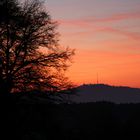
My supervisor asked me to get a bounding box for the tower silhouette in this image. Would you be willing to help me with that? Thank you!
[97,73,99,84]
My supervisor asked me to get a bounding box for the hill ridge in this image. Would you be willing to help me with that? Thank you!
[71,84,140,104]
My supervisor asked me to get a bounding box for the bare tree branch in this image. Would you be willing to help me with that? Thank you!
[0,0,74,96]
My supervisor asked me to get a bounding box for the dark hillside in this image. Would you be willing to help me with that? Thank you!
[72,84,140,103]
[1,102,140,139]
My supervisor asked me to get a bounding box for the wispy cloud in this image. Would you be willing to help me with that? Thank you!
[58,12,140,40]
[58,12,140,26]
[61,27,140,41]
[86,12,140,23]
[96,27,140,40]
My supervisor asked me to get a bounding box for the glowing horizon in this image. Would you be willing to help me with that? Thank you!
[47,0,140,88]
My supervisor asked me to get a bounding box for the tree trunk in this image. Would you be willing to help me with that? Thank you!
[0,82,13,102]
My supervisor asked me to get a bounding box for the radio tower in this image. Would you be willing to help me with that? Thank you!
[97,73,99,84]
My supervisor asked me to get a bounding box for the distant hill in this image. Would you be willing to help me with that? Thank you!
[71,84,140,103]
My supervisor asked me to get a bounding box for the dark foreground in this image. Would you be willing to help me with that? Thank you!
[1,102,140,139]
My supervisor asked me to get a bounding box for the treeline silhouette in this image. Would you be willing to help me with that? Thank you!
[2,102,140,139]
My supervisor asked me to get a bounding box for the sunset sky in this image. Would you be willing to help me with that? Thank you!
[47,0,140,88]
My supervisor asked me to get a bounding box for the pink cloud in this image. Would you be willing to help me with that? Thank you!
[61,26,140,41]
[96,27,140,40]
[58,12,140,40]
[58,19,89,28]
[58,12,140,26]
[86,12,140,23]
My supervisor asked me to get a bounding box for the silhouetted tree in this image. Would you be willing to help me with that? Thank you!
[0,0,74,97]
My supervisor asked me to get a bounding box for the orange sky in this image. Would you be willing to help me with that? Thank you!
[47,0,140,88]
